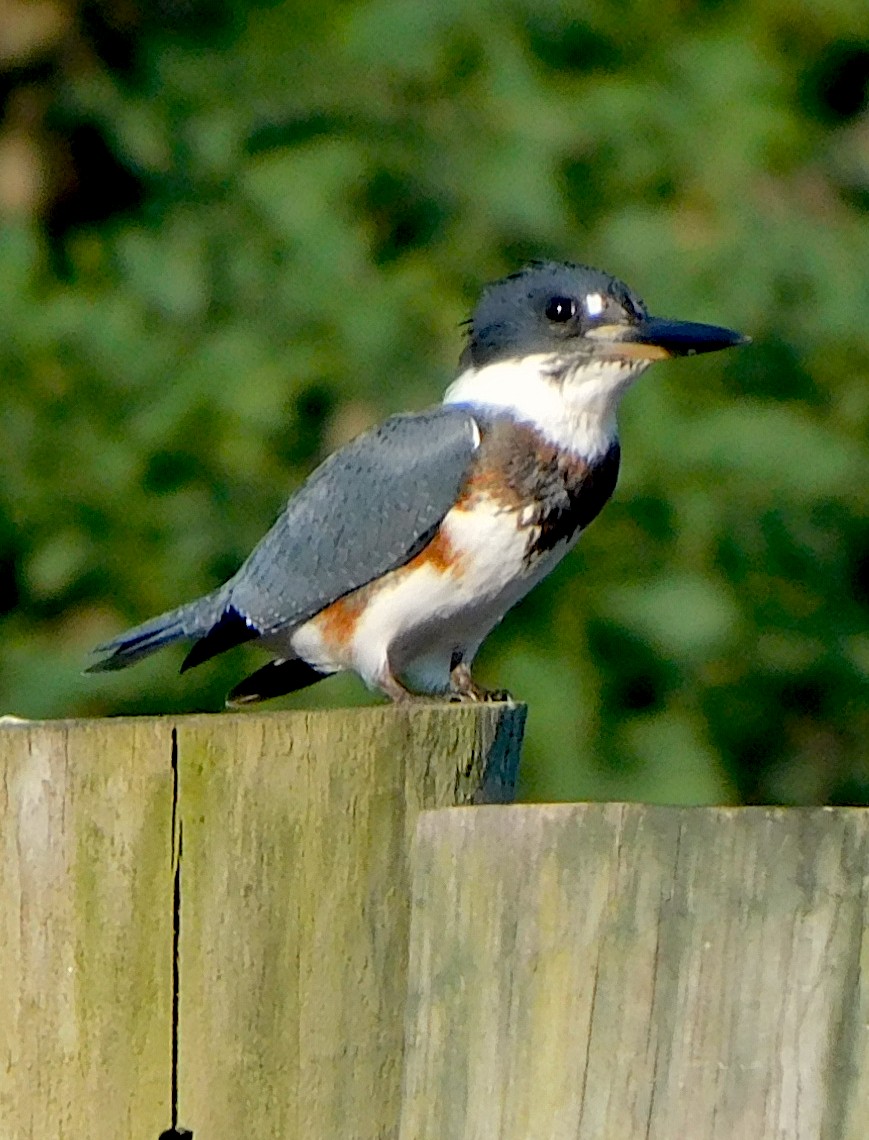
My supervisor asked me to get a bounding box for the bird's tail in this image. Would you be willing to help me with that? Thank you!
[86,588,231,673]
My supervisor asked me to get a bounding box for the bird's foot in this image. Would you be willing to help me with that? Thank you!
[379,669,430,704]
[449,662,514,704]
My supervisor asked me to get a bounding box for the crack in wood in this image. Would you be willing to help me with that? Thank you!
[159,727,193,1140]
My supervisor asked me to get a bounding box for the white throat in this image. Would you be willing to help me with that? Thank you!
[443,352,646,460]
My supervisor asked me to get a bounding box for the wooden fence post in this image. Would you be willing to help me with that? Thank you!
[0,704,525,1140]
[0,718,174,1138]
[399,803,869,1140]
[175,705,523,1138]
[9,720,866,1139]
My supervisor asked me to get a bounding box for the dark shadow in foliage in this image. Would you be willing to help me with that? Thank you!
[590,623,677,716]
[722,336,822,406]
[525,16,625,74]
[0,58,55,118]
[247,113,356,154]
[799,39,869,125]
[82,0,241,84]
[270,385,334,470]
[44,121,147,275]
[144,451,203,497]
[356,168,451,264]
[0,539,20,619]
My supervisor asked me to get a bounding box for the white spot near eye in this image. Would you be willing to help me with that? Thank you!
[585,292,605,317]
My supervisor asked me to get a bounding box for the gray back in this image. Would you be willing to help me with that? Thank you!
[228,406,480,633]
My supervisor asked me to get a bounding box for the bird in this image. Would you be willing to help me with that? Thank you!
[88,261,747,704]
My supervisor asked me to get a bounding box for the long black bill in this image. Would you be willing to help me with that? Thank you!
[623,316,749,357]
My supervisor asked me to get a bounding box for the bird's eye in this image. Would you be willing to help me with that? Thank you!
[544,296,577,322]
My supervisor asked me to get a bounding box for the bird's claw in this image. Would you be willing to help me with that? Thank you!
[449,662,513,703]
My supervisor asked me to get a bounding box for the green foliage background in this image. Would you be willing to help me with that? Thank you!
[1,0,868,804]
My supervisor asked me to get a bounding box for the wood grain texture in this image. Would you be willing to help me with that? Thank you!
[0,718,173,1140]
[400,803,869,1140]
[173,703,524,1139]
[1,704,523,1139]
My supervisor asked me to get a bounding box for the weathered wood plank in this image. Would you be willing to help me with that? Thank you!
[176,704,524,1139]
[1,705,523,1138]
[400,803,869,1140]
[0,718,174,1140]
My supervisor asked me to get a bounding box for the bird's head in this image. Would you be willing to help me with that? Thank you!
[463,260,746,367]
[446,261,748,452]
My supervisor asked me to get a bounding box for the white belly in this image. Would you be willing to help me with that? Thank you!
[289,498,576,693]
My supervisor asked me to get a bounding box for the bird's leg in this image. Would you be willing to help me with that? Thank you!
[449,660,513,704]
[378,667,428,704]
[449,661,485,701]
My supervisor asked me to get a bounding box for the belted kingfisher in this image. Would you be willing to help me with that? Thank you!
[89,261,746,704]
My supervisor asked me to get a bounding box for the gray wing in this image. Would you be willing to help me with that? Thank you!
[227,405,480,633]
[88,405,480,674]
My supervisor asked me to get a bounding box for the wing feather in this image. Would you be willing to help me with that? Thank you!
[227,405,480,633]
